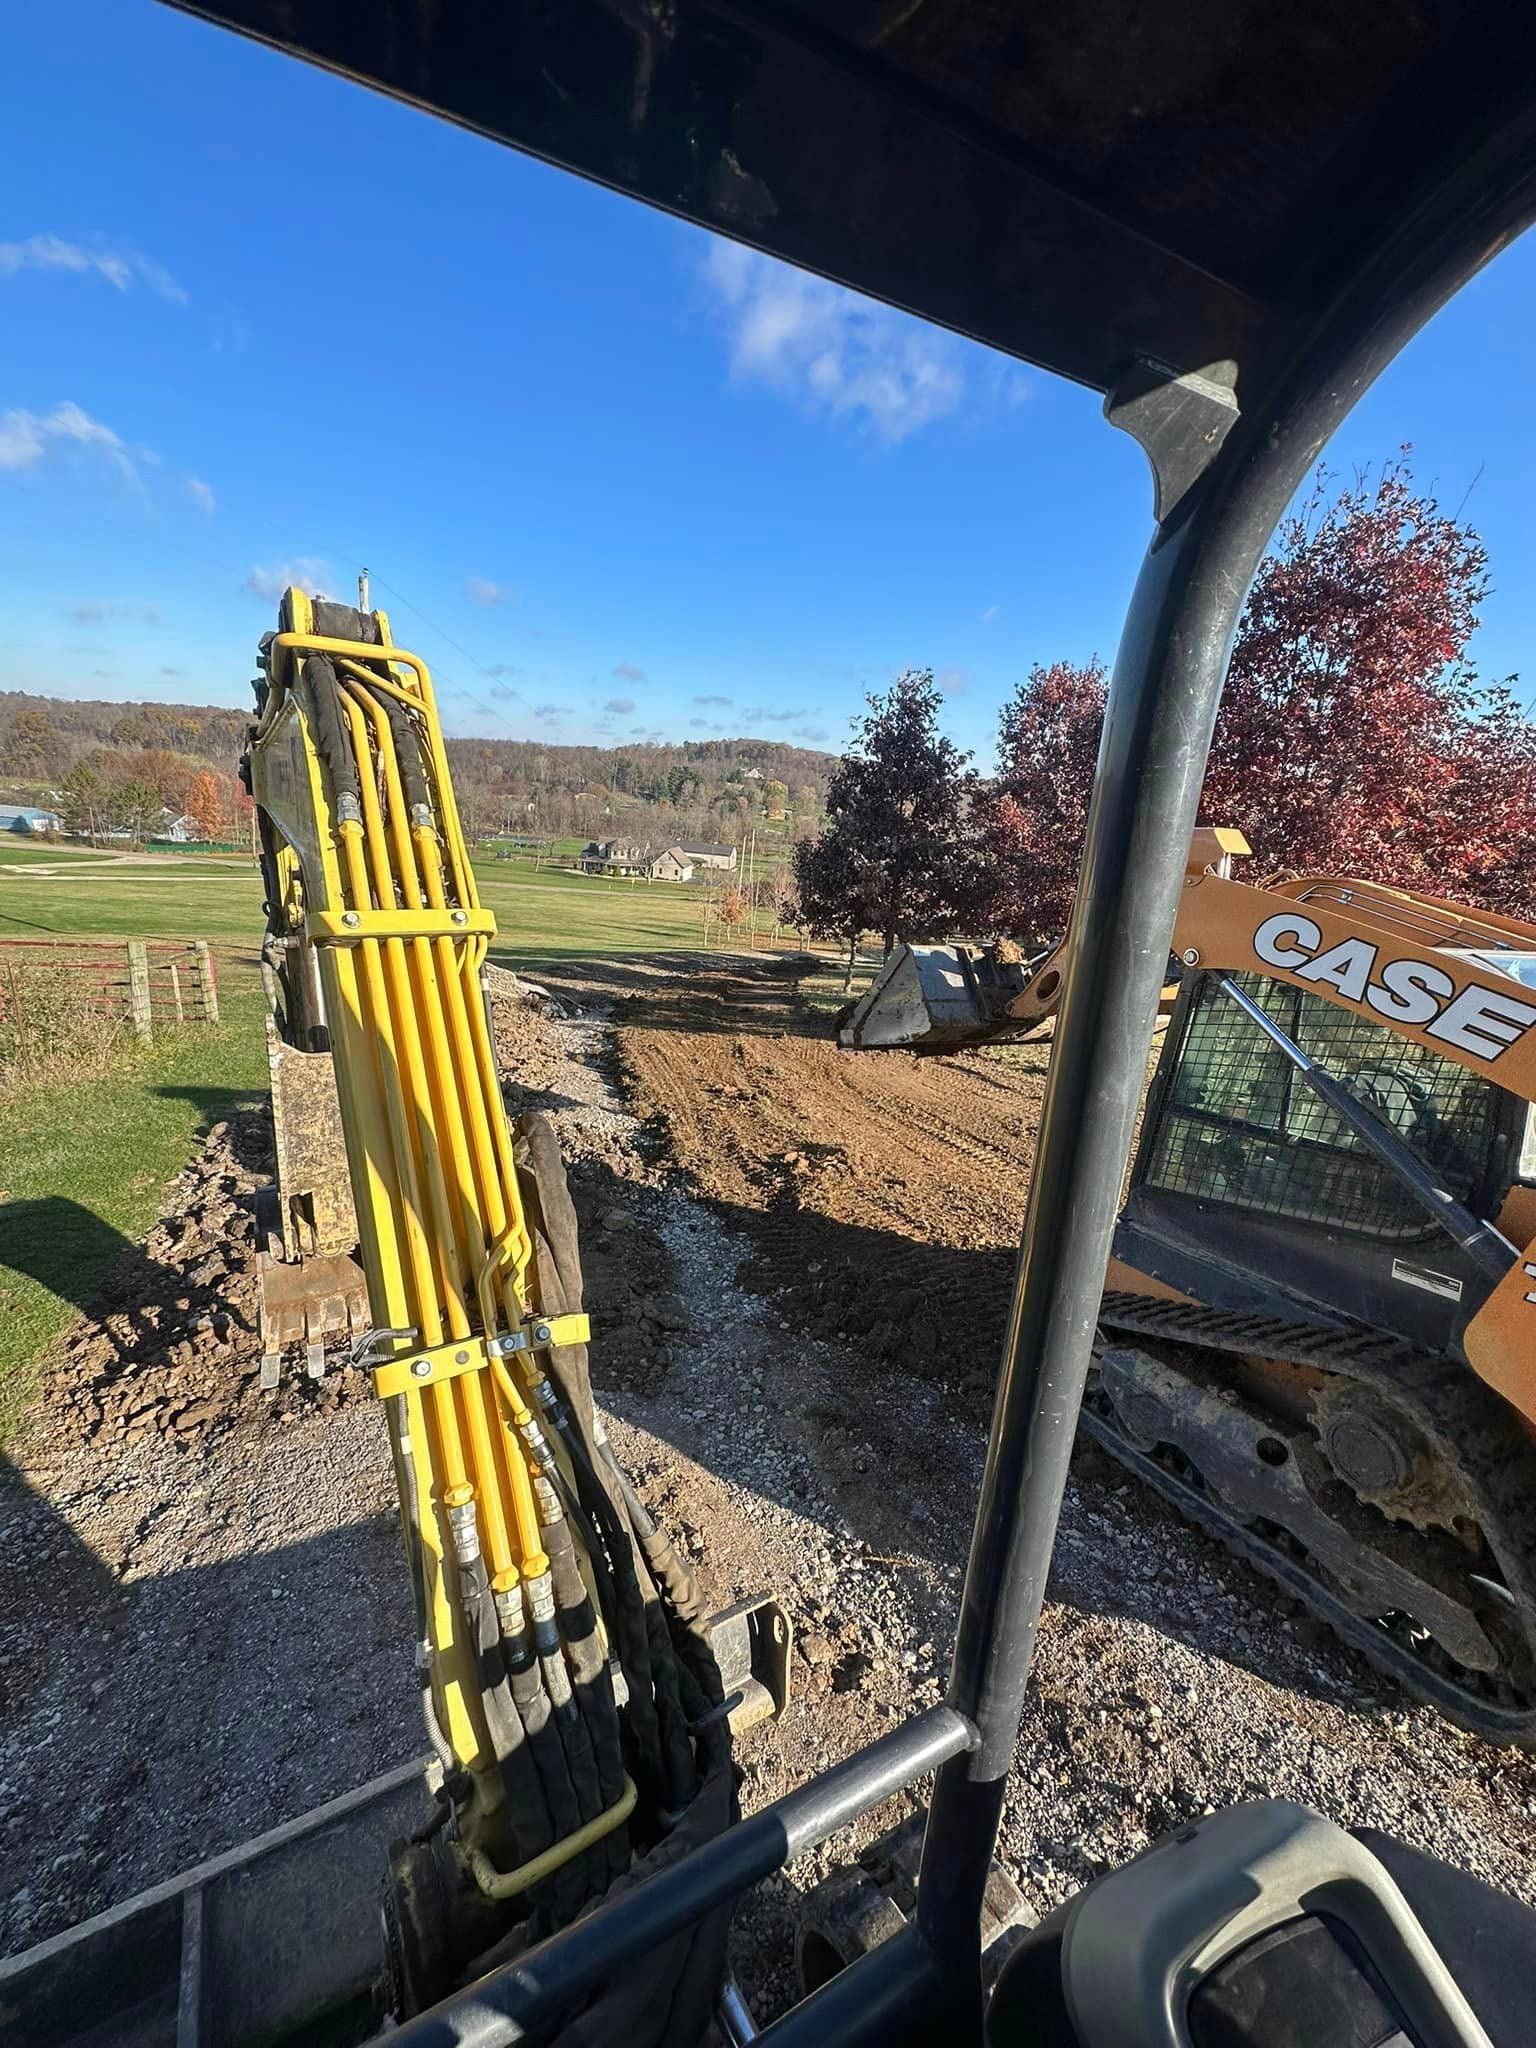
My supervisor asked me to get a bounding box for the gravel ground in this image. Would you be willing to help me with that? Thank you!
[2,954,1534,2017]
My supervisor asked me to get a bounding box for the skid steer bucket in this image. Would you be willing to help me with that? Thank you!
[255,1021,367,1385]
[838,831,1249,1054]
[839,943,1056,1052]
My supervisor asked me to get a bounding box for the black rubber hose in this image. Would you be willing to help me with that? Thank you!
[377,683,434,817]
[299,652,361,813]
[546,1363,698,1815]
[506,1645,587,1931]
[600,1443,723,1728]
[542,1495,630,1883]
[543,1391,669,1815]
[477,1590,555,1863]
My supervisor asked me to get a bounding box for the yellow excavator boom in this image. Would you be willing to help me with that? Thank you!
[243,588,785,2014]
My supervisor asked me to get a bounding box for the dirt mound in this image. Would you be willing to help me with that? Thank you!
[619,965,1050,1386]
[485,965,564,1098]
[37,1112,372,1460]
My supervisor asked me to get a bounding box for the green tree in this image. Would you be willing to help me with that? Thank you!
[112,778,163,846]
[59,759,111,842]
[793,670,977,985]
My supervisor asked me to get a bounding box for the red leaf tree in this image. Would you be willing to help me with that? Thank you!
[980,657,1108,947]
[1199,459,1522,901]
[978,459,1536,936]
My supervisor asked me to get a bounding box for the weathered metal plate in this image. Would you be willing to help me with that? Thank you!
[266,1031,358,1262]
[0,1761,434,2048]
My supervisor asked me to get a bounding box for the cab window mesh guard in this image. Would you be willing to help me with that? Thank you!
[1144,973,1499,1240]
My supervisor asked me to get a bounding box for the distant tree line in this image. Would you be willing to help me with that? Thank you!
[0,690,834,849]
[793,459,1536,978]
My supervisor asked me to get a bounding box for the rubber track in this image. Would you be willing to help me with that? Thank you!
[1095,1291,1536,1744]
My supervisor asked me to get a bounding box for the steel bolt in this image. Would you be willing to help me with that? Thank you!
[454,1349,469,1365]
[451,909,468,926]
[410,1359,431,1378]
[533,1323,552,1346]
[342,910,361,928]
[1181,947,1200,966]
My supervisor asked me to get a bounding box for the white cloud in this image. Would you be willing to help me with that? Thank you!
[604,695,636,714]
[703,239,964,443]
[186,477,215,516]
[0,234,188,304]
[0,401,145,487]
[245,557,331,601]
[980,604,1000,623]
[466,576,505,606]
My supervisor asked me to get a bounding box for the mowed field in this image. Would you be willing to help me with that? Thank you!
[0,845,816,1428]
[0,845,723,966]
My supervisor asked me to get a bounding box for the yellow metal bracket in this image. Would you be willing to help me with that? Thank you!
[374,1337,489,1400]
[487,1312,590,1357]
[308,907,497,945]
[372,1314,591,1399]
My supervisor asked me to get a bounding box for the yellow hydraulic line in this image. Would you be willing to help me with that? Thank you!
[333,833,470,1507]
[342,682,539,1590]
[330,653,474,903]
[337,693,515,1578]
[342,678,491,1271]
[458,935,534,1292]
[331,824,445,1349]
[339,691,481,1328]
[332,646,473,904]
[324,648,536,1592]
[487,1358,551,1576]
[413,824,534,1291]
[335,804,468,1337]
[468,1775,637,1901]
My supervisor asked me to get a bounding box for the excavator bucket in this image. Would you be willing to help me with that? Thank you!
[255,1018,368,1385]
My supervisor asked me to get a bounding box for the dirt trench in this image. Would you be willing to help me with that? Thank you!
[608,951,1047,1387]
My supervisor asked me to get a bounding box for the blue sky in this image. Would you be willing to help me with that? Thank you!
[3,0,1536,767]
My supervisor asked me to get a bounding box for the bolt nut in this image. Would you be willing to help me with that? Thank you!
[454,1349,470,1366]
[1181,947,1200,966]
[451,909,468,926]
[341,910,361,928]
[533,1322,553,1346]
[410,1359,432,1378]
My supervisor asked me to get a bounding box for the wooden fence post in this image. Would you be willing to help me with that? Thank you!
[126,940,153,1042]
[192,940,220,1022]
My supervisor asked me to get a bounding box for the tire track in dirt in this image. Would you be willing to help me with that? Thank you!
[618,956,1050,1384]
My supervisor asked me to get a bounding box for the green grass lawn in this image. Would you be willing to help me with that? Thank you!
[0,988,269,1439]
[0,840,114,866]
[0,849,721,968]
